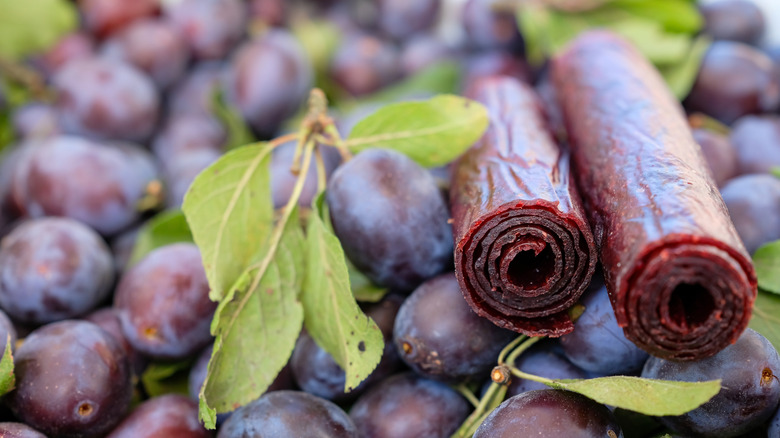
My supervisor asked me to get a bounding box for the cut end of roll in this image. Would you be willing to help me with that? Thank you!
[455,205,597,337]
[505,245,556,291]
[619,240,757,361]
[667,283,716,332]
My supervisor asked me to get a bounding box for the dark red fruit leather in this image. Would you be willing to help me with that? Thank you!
[552,31,757,361]
[450,76,597,336]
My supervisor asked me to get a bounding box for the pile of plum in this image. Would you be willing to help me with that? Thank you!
[1,0,780,437]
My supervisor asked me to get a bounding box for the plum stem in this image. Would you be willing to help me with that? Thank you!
[0,56,51,102]
[314,146,327,194]
[508,367,554,385]
[503,336,542,366]
[497,335,526,365]
[200,139,316,423]
[453,383,481,408]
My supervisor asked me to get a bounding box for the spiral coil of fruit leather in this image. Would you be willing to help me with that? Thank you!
[552,30,757,361]
[450,76,597,337]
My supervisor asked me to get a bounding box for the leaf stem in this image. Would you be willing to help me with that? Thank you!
[497,335,527,365]
[450,335,545,437]
[268,132,299,149]
[247,139,314,275]
[314,145,327,195]
[454,381,499,437]
[0,56,51,102]
[454,383,481,408]
[289,133,308,175]
[504,336,542,366]
[202,139,316,416]
[508,367,555,386]
[324,123,353,163]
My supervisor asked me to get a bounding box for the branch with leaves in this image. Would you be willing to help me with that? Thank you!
[451,334,720,437]
[172,88,490,428]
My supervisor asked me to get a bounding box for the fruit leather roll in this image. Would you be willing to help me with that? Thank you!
[449,76,597,337]
[552,31,757,361]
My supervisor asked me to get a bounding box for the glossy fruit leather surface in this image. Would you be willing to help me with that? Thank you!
[450,75,597,336]
[552,30,756,360]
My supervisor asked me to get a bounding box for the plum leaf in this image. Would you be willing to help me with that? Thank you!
[345,95,489,168]
[547,376,720,416]
[301,193,384,392]
[0,0,77,60]
[129,209,193,267]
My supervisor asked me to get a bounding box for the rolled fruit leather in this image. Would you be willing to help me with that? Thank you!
[449,75,598,337]
[552,30,757,361]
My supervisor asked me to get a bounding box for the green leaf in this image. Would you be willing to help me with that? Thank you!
[182,143,274,302]
[771,167,780,180]
[607,17,691,65]
[200,210,305,423]
[292,18,341,77]
[356,61,462,107]
[199,397,217,430]
[613,407,667,438]
[0,108,11,158]
[141,360,193,398]
[753,241,780,294]
[516,3,554,66]
[546,376,720,416]
[211,88,254,151]
[302,193,384,392]
[516,0,702,67]
[129,209,193,266]
[311,192,387,303]
[349,261,388,303]
[0,335,13,397]
[345,95,489,168]
[0,0,78,60]
[657,36,711,100]
[750,291,780,352]
[610,0,703,33]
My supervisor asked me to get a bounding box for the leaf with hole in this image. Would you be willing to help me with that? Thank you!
[301,193,384,392]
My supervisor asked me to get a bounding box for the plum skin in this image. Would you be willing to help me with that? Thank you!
[114,243,216,360]
[326,148,453,292]
[641,328,780,437]
[474,389,624,437]
[8,320,133,438]
[0,217,114,324]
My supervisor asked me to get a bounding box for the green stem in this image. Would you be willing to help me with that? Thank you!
[509,367,555,386]
[268,132,299,150]
[314,145,327,195]
[324,123,353,163]
[0,56,51,102]
[505,336,543,366]
[289,133,309,175]
[450,335,546,437]
[454,384,480,408]
[497,335,527,365]
[201,139,316,420]
[452,382,499,438]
